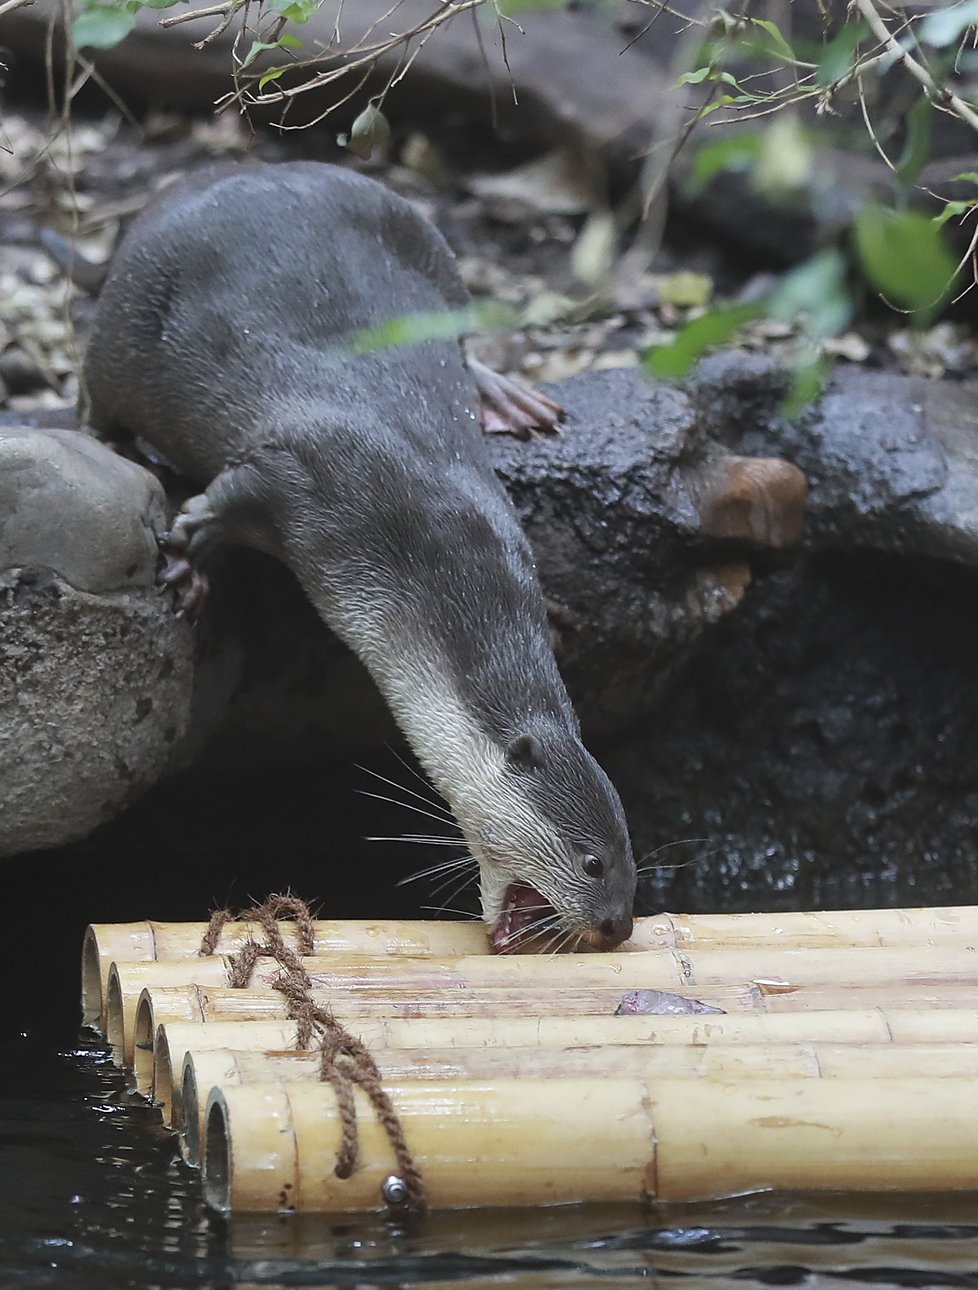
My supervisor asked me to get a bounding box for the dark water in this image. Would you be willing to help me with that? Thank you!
[3,762,978,1289]
[4,1031,978,1289]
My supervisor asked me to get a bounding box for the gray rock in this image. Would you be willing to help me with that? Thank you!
[0,426,164,593]
[0,426,195,855]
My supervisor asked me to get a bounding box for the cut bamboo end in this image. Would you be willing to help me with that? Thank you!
[83,904,978,1033]
[203,1076,978,1213]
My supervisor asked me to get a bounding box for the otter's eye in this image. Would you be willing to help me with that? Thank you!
[582,854,604,878]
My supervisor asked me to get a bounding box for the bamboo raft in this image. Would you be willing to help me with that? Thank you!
[84,904,978,1214]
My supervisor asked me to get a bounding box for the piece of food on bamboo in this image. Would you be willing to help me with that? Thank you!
[149,1007,978,1123]
[83,905,978,1027]
[203,1076,978,1212]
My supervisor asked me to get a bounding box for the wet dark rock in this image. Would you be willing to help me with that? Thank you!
[692,351,978,566]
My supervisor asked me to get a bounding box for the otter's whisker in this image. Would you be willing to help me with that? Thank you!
[430,867,480,910]
[637,845,720,877]
[368,834,466,846]
[357,765,457,821]
[358,789,460,830]
[397,856,477,888]
[634,837,710,869]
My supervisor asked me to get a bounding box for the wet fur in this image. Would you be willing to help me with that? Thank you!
[81,161,636,944]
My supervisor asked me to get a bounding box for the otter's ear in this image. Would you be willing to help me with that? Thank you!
[506,733,545,770]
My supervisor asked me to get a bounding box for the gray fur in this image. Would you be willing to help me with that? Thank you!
[82,161,636,945]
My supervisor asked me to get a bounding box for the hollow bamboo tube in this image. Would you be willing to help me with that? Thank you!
[126,977,978,1072]
[82,919,493,1030]
[204,1075,978,1212]
[182,1040,978,1167]
[181,1043,826,1164]
[83,904,978,1030]
[110,941,977,1066]
[150,1007,978,1123]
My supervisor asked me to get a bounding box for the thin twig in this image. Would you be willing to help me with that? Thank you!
[854,0,978,134]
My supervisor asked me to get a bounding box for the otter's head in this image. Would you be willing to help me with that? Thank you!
[462,721,636,953]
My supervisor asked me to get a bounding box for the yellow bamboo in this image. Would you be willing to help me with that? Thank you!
[180,1040,978,1167]
[127,977,978,1072]
[84,904,978,1029]
[203,1076,978,1211]
[82,919,493,1028]
[640,905,978,952]
[181,1043,825,1164]
[109,942,977,1066]
[146,1006,978,1122]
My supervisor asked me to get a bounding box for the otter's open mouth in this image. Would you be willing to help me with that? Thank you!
[490,881,559,953]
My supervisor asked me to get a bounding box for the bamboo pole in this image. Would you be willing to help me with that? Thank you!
[203,1076,978,1212]
[109,942,978,1066]
[180,1040,978,1167]
[181,1043,821,1164]
[82,919,493,1029]
[128,978,978,1072]
[145,1004,978,1118]
[83,904,978,1029]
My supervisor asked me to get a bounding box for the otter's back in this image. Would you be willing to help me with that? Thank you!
[83,162,472,480]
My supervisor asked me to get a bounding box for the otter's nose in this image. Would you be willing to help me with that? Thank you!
[596,913,633,950]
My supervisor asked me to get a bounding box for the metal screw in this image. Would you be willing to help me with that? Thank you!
[381,1174,409,1207]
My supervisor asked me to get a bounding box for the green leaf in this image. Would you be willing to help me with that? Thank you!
[349,306,479,355]
[895,97,932,192]
[72,4,136,49]
[920,0,978,48]
[644,301,765,379]
[685,133,763,196]
[816,21,868,86]
[139,0,183,9]
[243,38,277,66]
[934,199,978,227]
[258,65,287,90]
[265,0,316,20]
[676,66,714,86]
[782,354,829,417]
[770,249,853,341]
[748,17,795,61]
[854,203,958,312]
[950,172,978,185]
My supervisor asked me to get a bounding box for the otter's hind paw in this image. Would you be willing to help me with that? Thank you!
[469,358,564,440]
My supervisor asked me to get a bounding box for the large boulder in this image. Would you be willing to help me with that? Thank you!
[0,425,195,855]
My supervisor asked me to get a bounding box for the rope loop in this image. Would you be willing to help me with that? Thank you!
[198,893,427,1213]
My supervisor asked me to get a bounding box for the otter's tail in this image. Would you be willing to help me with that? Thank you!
[39,229,108,295]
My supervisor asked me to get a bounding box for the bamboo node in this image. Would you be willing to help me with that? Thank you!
[198,894,427,1214]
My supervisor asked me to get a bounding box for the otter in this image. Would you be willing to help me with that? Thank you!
[78,161,637,952]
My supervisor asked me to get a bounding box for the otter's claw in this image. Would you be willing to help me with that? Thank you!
[156,492,221,620]
[469,357,564,440]
[157,540,210,619]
